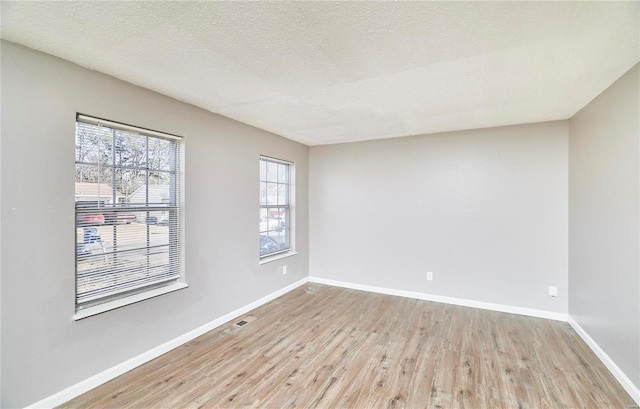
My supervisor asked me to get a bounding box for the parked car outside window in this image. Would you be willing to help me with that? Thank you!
[260,235,280,256]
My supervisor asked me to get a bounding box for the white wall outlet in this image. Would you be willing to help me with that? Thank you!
[427,271,433,281]
[548,285,558,297]
[281,265,287,275]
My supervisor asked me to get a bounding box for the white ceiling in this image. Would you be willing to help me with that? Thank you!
[1,2,638,146]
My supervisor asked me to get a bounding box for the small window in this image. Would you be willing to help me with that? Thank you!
[259,156,292,257]
[75,114,183,312]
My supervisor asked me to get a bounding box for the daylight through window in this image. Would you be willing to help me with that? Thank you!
[75,115,183,311]
[259,157,292,257]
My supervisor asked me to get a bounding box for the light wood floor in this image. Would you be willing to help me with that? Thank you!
[60,284,635,409]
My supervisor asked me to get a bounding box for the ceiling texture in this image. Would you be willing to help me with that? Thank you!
[1,1,638,146]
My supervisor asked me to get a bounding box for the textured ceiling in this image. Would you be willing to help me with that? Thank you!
[1,2,638,145]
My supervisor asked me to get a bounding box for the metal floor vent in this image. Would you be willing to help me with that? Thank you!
[233,315,257,328]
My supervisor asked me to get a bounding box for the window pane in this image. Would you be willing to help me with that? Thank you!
[115,169,146,201]
[76,122,112,165]
[75,164,107,185]
[266,161,278,182]
[123,173,149,206]
[278,163,288,183]
[268,230,283,249]
[76,165,116,204]
[114,130,146,168]
[268,215,280,232]
[148,175,172,206]
[277,183,287,206]
[260,234,278,257]
[280,208,289,230]
[277,209,290,250]
[149,169,171,188]
[148,137,172,171]
[266,182,277,205]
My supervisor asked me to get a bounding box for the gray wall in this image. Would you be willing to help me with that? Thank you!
[310,121,569,313]
[0,41,309,408]
[569,64,640,388]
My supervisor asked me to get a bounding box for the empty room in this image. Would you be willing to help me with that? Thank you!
[1,1,639,408]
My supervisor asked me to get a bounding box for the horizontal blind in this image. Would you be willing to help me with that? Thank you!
[75,115,183,309]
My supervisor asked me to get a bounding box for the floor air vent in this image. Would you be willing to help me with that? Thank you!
[233,315,257,328]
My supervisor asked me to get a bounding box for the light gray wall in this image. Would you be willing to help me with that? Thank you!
[0,41,309,408]
[569,63,640,388]
[310,121,569,313]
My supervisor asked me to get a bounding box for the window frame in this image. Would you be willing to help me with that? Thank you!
[259,155,295,260]
[73,114,186,319]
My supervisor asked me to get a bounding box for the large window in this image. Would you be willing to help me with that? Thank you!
[259,156,292,257]
[75,114,183,312]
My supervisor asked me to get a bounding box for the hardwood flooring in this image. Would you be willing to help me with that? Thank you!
[60,284,636,408]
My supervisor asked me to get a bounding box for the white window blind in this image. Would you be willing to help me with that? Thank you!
[75,114,183,310]
[259,156,292,257]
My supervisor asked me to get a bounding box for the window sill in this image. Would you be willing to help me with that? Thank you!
[259,251,298,265]
[73,282,188,320]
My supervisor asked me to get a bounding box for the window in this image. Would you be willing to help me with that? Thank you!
[259,156,292,257]
[75,114,183,313]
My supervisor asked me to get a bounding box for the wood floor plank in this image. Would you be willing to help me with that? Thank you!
[59,284,636,409]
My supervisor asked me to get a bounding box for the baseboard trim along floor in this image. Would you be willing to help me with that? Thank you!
[308,276,568,322]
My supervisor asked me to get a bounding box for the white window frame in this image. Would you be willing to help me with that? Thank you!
[259,156,296,262]
[73,114,186,319]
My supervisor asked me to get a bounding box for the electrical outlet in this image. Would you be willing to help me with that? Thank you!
[548,286,558,297]
[282,265,287,275]
[427,271,433,281]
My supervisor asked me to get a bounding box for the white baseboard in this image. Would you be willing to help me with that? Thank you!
[27,277,309,409]
[308,276,568,322]
[568,316,640,406]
